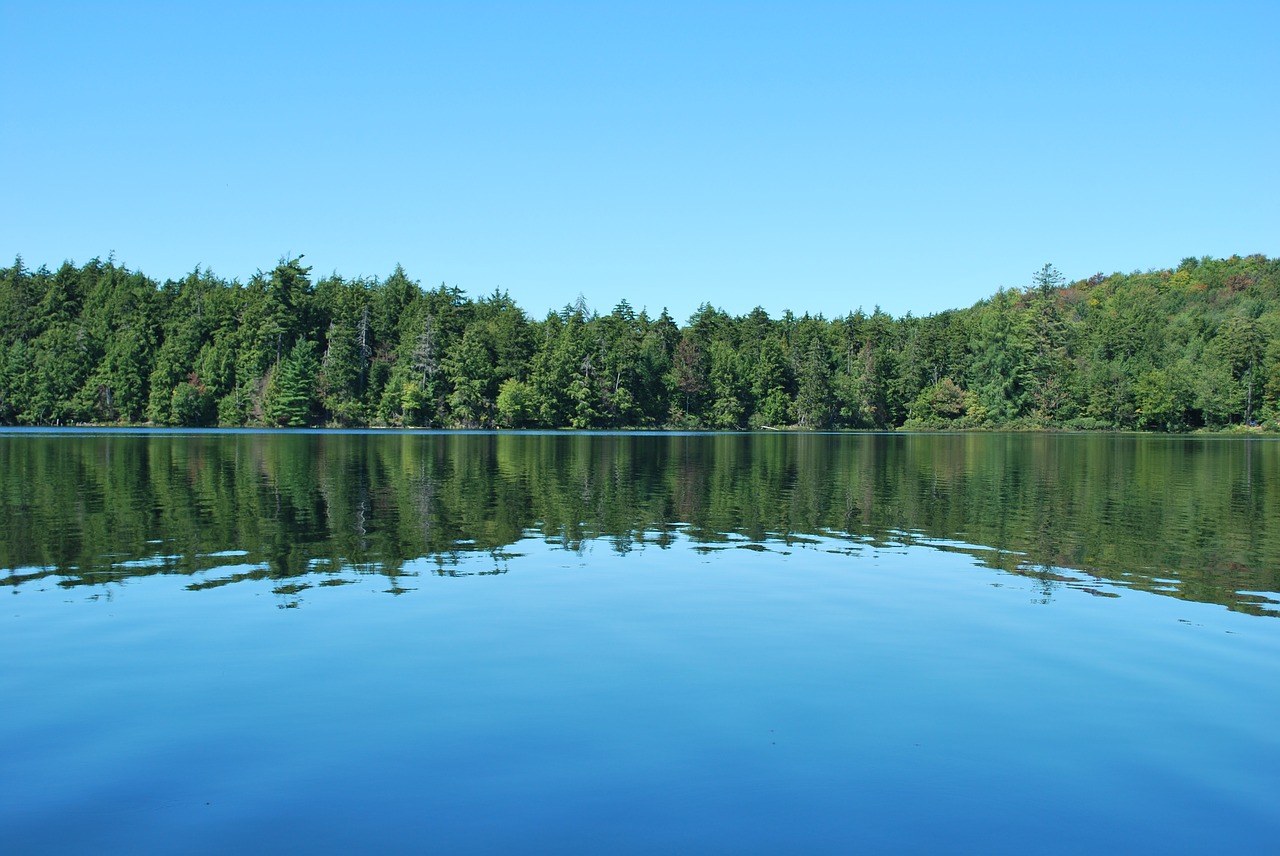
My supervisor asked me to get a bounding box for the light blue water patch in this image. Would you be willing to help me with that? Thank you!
[2,535,1277,855]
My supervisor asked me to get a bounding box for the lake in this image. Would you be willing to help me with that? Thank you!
[2,430,1278,853]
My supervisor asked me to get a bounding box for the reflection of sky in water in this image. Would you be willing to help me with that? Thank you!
[4,534,1278,854]
[17,526,1277,616]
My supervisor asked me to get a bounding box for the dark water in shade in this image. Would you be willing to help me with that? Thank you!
[2,430,1278,853]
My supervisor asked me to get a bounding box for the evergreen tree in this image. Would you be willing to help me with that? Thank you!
[266,339,319,426]
[794,336,834,429]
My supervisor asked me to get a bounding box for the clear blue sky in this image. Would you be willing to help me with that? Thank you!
[3,1,1277,322]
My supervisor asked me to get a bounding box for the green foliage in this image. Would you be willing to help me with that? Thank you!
[445,328,496,427]
[1,252,1278,431]
[906,378,971,427]
[495,378,535,428]
[266,339,319,426]
[794,336,834,429]
[170,374,215,426]
[749,334,792,428]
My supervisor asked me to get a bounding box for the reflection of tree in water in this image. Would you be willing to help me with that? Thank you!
[1,432,1278,615]
[409,460,436,545]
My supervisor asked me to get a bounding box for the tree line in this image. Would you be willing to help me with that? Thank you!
[0,253,1277,431]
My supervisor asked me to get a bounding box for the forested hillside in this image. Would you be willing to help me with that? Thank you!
[1,254,1276,431]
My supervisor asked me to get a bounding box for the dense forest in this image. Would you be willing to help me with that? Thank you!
[0,253,1277,431]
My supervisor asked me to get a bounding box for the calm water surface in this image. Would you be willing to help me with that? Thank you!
[2,431,1278,853]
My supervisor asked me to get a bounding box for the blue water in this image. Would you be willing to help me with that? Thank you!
[5,533,1277,854]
